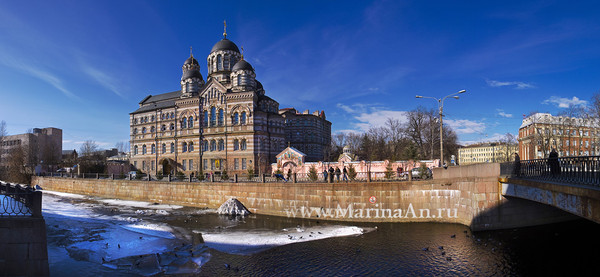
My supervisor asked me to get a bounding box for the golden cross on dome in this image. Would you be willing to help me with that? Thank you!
[190,46,193,57]
[241,46,244,59]
[223,20,227,38]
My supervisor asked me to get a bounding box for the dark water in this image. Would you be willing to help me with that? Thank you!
[179,216,600,276]
[46,198,600,276]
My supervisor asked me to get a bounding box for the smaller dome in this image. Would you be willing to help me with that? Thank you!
[181,70,203,80]
[232,59,254,71]
[211,38,240,53]
[184,55,199,65]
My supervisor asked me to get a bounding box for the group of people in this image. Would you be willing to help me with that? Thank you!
[323,167,348,183]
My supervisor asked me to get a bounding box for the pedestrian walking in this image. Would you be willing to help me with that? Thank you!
[548,149,560,177]
[335,167,341,182]
[323,169,328,182]
[328,167,334,183]
[342,167,348,182]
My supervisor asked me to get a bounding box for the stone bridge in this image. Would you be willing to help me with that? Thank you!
[498,156,600,224]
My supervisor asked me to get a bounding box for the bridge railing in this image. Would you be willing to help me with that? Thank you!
[0,181,42,217]
[501,156,600,187]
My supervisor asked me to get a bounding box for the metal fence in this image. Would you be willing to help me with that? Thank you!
[39,170,432,184]
[0,181,42,217]
[500,156,600,187]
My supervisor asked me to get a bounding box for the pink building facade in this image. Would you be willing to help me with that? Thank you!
[271,147,439,177]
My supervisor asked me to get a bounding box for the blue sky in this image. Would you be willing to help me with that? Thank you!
[1,0,600,151]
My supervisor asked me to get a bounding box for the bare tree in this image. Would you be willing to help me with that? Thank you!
[6,146,30,184]
[498,133,517,162]
[0,120,6,142]
[80,140,99,157]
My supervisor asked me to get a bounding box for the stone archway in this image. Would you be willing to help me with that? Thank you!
[160,159,173,175]
[282,161,297,178]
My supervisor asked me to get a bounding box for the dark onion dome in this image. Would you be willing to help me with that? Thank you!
[181,69,203,80]
[256,80,263,89]
[184,55,199,65]
[232,59,254,71]
[211,38,240,53]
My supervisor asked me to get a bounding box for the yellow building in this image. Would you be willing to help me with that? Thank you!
[458,143,517,165]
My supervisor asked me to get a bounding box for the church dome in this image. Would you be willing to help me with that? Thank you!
[184,55,199,65]
[211,38,240,53]
[181,69,202,80]
[232,59,254,71]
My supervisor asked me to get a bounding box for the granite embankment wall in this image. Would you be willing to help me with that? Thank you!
[32,164,575,231]
[0,218,49,276]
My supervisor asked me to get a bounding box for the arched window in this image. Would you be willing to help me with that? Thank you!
[134,145,138,155]
[218,139,224,151]
[210,140,216,151]
[233,112,239,125]
[241,112,247,124]
[233,139,239,151]
[162,143,166,154]
[237,74,242,86]
[142,127,147,134]
[202,140,208,152]
[161,114,165,120]
[189,141,194,152]
[142,145,147,154]
[241,139,247,150]
[210,107,216,126]
[182,118,187,129]
[161,124,166,131]
[203,111,208,127]
[170,143,175,153]
[170,123,175,130]
[151,126,155,133]
[188,116,193,128]
[217,54,222,70]
[151,144,156,154]
[182,142,187,152]
[151,115,154,122]
[133,128,137,134]
[218,109,224,126]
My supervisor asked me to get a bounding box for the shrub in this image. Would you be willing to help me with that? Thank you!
[156,172,163,180]
[176,171,185,180]
[221,170,229,180]
[308,165,318,181]
[247,167,254,180]
[197,169,205,181]
[135,170,143,180]
[348,164,357,181]
[385,163,394,179]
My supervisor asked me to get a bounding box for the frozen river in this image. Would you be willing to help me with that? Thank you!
[43,190,600,276]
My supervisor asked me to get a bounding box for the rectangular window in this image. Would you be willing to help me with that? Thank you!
[203,159,207,170]
[142,161,146,170]
[242,158,247,170]
[151,161,154,171]
[134,161,137,168]
[182,159,186,171]
[189,160,193,171]
[211,159,215,170]
[234,158,239,170]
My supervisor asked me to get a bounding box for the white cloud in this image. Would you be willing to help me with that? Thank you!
[81,64,125,98]
[444,119,486,134]
[496,109,513,118]
[354,110,409,132]
[336,103,408,132]
[542,96,588,108]
[486,79,535,89]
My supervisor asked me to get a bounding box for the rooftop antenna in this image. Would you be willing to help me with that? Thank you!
[223,20,227,38]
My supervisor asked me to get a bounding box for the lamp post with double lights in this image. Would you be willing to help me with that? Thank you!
[416,89,466,167]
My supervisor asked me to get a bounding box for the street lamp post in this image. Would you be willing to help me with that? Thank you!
[416,89,466,167]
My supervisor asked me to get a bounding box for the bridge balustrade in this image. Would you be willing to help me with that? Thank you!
[501,156,600,187]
